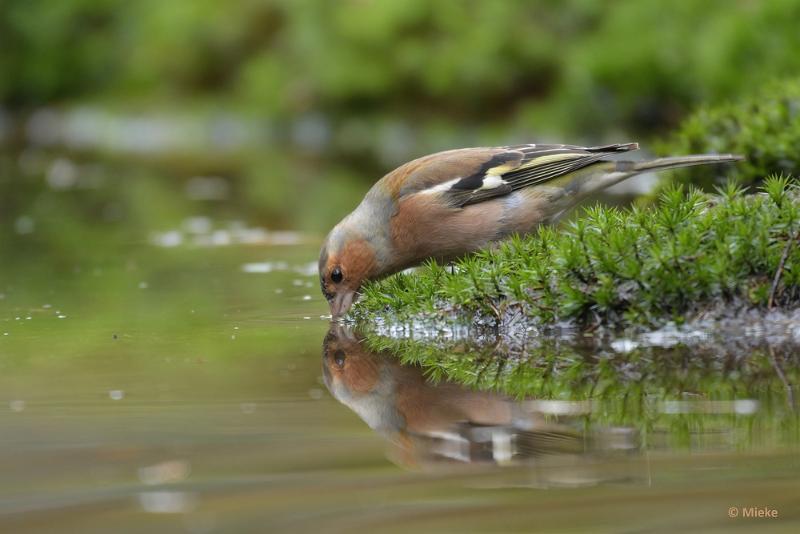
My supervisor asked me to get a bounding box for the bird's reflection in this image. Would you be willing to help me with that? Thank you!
[322,325,638,474]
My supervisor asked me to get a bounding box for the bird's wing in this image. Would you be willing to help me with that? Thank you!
[391,143,638,208]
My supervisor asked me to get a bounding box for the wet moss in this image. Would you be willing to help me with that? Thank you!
[350,177,800,330]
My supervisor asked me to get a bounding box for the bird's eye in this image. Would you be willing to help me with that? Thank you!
[333,350,346,368]
[331,267,343,284]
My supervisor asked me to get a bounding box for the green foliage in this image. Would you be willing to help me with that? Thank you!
[352,179,800,328]
[534,0,800,135]
[659,79,800,191]
[0,0,127,105]
[4,0,800,139]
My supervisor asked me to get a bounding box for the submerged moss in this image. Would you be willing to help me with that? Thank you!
[350,178,800,329]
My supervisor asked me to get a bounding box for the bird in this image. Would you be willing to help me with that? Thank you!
[319,142,742,316]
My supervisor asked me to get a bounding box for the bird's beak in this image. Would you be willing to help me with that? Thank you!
[330,290,356,319]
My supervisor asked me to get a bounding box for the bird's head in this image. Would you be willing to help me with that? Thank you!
[319,223,379,318]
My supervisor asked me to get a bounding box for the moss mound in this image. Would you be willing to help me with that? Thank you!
[350,178,800,330]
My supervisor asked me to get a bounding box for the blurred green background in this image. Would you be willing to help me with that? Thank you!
[3,0,800,249]
[2,4,800,528]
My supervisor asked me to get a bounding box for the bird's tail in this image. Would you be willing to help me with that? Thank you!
[620,154,744,174]
[578,153,744,196]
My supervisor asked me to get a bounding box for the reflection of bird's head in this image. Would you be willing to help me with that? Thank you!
[321,325,404,433]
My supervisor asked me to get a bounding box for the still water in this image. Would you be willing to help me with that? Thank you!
[1,237,798,533]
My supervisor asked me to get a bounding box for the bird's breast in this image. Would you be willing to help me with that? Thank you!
[390,193,505,266]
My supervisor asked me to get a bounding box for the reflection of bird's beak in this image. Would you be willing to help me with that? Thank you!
[330,291,356,318]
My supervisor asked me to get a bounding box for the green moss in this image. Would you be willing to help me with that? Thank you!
[658,79,800,191]
[350,178,800,329]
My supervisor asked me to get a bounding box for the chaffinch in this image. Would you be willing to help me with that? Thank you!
[319,142,742,316]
